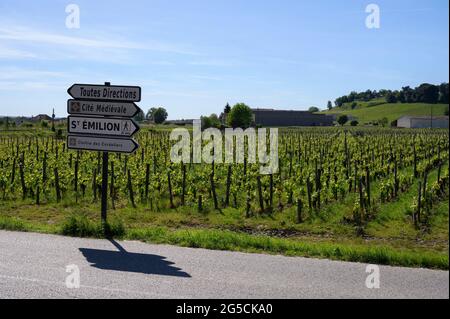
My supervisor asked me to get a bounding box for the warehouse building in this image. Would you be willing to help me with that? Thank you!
[252,109,334,127]
[397,116,449,129]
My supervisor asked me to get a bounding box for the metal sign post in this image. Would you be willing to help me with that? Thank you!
[101,82,110,225]
[67,82,141,226]
[101,145,109,224]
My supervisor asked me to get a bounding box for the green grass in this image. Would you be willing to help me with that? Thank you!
[322,103,449,125]
[61,214,125,238]
[0,216,29,232]
[127,227,448,269]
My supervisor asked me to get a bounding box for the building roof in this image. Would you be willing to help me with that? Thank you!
[398,115,449,120]
[252,108,312,113]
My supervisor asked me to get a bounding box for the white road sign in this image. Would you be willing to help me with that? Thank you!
[67,84,141,102]
[67,99,141,118]
[67,135,139,153]
[68,116,140,137]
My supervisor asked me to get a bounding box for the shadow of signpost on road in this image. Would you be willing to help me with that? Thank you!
[79,240,191,278]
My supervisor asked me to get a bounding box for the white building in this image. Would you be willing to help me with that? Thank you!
[397,116,449,129]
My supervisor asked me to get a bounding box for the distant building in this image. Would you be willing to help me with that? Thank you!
[164,119,195,126]
[30,114,52,122]
[397,116,449,129]
[252,109,334,127]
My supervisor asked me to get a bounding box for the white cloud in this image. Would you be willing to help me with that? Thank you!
[0,81,66,91]
[191,75,222,81]
[0,67,66,80]
[188,59,235,67]
[144,90,214,98]
[0,45,37,59]
[0,25,197,55]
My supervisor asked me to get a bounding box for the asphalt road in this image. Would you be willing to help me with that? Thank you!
[0,230,448,299]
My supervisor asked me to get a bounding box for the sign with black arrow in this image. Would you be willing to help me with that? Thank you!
[67,83,141,102]
[68,116,140,137]
[67,99,141,118]
[67,135,139,153]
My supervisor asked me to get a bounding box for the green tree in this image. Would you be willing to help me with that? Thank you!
[439,83,449,104]
[337,114,348,126]
[402,86,415,103]
[379,117,389,127]
[201,113,221,129]
[386,92,398,103]
[327,101,333,110]
[224,103,231,114]
[201,115,212,129]
[133,109,145,122]
[147,107,168,124]
[415,83,439,104]
[227,103,253,128]
[350,120,359,126]
[308,106,320,113]
[146,107,156,120]
[51,108,55,132]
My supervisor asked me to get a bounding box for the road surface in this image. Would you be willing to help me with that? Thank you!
[0,230,448,298]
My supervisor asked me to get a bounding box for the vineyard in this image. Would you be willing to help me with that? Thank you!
[0,127,448,269]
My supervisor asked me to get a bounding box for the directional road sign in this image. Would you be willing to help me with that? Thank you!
[67,99,141,118]
[67,135,139,153]
[68,116,140,137]
[67,83,141,102]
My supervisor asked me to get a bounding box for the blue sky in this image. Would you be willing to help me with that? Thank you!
[0,0,448,119]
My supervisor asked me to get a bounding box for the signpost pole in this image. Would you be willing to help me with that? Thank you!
[101,82,111,226]
[101,151,108,225]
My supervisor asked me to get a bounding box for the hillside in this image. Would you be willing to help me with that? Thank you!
[322,101,449,125]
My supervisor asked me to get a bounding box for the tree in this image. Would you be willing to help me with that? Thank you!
[402,86,415,103]
[146,107,156,120]
[363,89,374,101]
[386,92,397,103]
[308,106,320,113]
[147,107,168,124]
[415,83,439,104]
[439,83,449,104]
[350,120,359,126]
[227,103,253,128]
[337,114,348,126]
[396,90,406,103]
[224,103,231,114]
[201,115,212,129]
[51,108,55,132]
[133,109,145,122]
[209,113,220,127]
[201,113,221,129]
[327,101,333,110]
[379,117,389,127]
